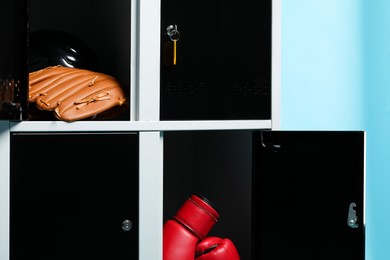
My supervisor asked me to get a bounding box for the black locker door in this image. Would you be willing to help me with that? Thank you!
[0,0,28,120]
[160,0,272,120]
[10,132,139,260]
[252,131,365,259]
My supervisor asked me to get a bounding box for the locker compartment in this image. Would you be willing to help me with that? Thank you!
[10,132,139,260]
[163,130,255,260]
[27,0,131,121]
[163,130,365,259]
[160,0,272,120]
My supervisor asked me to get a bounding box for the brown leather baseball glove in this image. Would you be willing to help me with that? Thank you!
[29,66,128,122]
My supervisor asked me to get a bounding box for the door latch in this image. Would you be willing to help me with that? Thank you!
[347,202,359,228]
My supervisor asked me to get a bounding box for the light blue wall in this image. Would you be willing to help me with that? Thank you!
[281,1,364,130]
[363,2,390,260]
[281,1,389,259]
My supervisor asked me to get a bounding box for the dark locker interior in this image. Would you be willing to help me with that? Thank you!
[27,0,131,120]
[10,132,139,260]
[163,130,255,260]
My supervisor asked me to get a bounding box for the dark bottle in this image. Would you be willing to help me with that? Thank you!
[0,0,28,120]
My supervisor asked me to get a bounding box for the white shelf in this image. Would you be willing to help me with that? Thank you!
[9,120,272,132]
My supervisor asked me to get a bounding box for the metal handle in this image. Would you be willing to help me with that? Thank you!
[347,202,359,228]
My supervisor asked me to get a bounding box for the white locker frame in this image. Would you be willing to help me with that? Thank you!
[0,0,281,259]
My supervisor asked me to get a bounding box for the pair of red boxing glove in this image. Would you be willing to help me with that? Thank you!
[163,194,240,260]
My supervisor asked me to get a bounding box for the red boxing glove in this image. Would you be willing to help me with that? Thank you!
[163,194,220,260]
[195,237,240,260]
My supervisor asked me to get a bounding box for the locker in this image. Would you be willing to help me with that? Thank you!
[10,132,139,260]
[160,0,272,120]
[163,130,365,259]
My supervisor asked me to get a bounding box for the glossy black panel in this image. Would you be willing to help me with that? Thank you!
[0,0,28,120]
[10,132,139,260]
[161,0,271,120]
[252,131,365,260]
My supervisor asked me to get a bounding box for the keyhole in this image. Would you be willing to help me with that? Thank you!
[122,219,132,231]
[166,25,180,41]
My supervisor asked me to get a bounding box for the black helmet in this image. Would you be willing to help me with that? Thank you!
[28,29,99,72]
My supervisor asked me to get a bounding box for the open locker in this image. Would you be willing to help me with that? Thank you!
[0,0,132,121]
[27,0,131,121]
[163,130,365,260]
